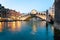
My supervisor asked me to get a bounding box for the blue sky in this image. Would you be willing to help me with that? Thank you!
[0,0,54,13]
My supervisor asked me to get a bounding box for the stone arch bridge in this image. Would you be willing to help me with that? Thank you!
[20,14,46,21]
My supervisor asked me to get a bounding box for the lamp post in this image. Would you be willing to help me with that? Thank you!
[46,10,49,27]
[46,10,49,22]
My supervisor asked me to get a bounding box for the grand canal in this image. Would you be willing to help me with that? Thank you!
[0,20,54,40]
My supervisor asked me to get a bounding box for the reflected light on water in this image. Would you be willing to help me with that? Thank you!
[40,21,46,27]
[32,22,37,33]
[16,21,22,31]
[51,25,54,32]
[11,22,16,31]
[8,21,22,32]
[0,22,4,32]
[0,21,54,40]
[8,22,16,32]
[0,22,2,32]
[31,22,37,35]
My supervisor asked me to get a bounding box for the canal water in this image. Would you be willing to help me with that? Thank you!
[0,20,54,40]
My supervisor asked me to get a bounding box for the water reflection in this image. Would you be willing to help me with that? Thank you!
[9,22,16,31]
[0,21,22,32]
[0,22,2,32]
[0,22,4,32]
[16,21,22,31]
[0,21,54,40]
[40,21,46,27]
[32,21,37,34]
[8,21,22,32]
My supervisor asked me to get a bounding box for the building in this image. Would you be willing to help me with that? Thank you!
[31,9,37,14]
[48,4,55,19]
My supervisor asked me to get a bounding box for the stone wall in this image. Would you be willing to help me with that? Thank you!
[55,0,60,23]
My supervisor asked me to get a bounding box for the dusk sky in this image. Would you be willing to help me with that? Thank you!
[0,0,54,13]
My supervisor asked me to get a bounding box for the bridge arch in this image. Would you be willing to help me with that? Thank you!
[23,14,46,21]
